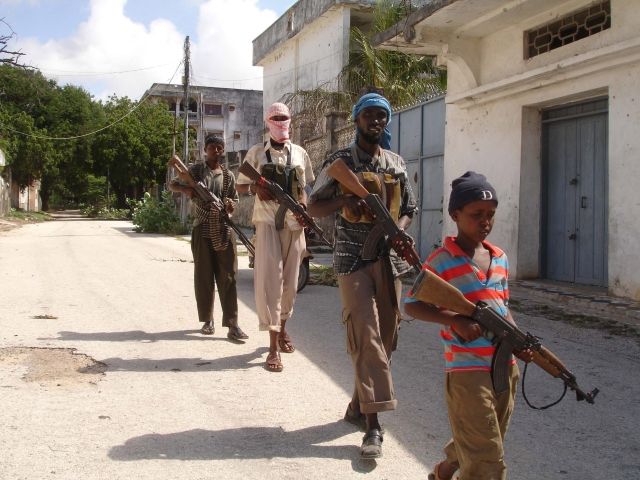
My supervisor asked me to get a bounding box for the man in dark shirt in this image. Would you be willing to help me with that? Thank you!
[308,93,418,459]
[169,134,248,341]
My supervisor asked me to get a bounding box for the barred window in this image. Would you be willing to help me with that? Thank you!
[525,1,611,59]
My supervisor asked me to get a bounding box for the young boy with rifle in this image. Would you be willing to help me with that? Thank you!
[168,134,249,342]
[404,172,530,480]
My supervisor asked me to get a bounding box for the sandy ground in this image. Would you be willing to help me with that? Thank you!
[0,218,638,480]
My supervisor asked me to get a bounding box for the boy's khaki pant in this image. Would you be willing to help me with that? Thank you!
[337,258,399,414]
[191,226,238,327]
[443,364,520,480]
[254,223,305,332]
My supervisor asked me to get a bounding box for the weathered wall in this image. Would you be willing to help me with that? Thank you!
[0,171,10,216]
[442,0,640,298]
[257,6,349,112]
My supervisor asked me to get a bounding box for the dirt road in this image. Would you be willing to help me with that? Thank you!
[0,218,638,479]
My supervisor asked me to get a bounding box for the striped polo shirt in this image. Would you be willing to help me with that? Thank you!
[406,236,513,373]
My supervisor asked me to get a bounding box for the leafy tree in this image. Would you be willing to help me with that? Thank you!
[91,96,176,208]
[41,84,103,209]
[2,111,54,190]
[0,64,56,122]
[342,0,445,106]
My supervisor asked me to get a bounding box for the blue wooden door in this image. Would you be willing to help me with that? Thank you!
[542,98,608,286]
[390,96,445,260]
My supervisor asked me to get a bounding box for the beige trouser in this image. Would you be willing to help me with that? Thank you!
[254,222,305,332]
[443,364,520,480]
[338,258,399,414]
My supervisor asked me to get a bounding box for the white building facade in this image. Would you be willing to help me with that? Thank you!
[376,0,640,299]
[145,83,263,165]
[252,0,375,117]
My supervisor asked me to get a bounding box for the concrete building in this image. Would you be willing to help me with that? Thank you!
[374,0,640,299]
[145,83,263,166]
[252,0,376,130]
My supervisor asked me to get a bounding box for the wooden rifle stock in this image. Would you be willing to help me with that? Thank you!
[326,158,422,271]
[325,159,371,199]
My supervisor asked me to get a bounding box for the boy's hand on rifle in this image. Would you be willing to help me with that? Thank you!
[514,348,534,363]
[451,315,483,342]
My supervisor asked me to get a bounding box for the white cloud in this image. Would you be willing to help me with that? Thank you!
[191,0,278,90]
[13,0,278,100]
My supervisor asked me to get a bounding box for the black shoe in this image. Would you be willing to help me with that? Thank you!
[360,428,383,459]
[227,326,249,341]
[343,404,366,431]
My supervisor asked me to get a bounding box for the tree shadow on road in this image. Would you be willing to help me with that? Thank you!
[108,421,377,472]
[96,347,270,372]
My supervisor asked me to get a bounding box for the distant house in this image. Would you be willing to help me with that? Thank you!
[375,0,640,299]
[145,83,263,166]
[252,0,376,142]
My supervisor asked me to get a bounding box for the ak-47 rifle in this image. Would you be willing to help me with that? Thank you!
[238,161,332,247]
[325,158,421,273]
[410,269,599,408]
[168,155,255,257]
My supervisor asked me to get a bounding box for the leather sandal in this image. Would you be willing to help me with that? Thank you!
[265,351,283,372]
[200,323,215,335]
[360,428,383,459]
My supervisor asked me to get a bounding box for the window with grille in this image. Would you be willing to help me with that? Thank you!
[525,1,610,59]
[203,104,222,116]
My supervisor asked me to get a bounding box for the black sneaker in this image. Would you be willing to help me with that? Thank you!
[360,428,383,459]
[227,326,249,341]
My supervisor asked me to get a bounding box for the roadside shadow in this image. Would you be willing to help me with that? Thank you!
[39,329,227,343]
[109,421,375,471]
[99,347,269,372]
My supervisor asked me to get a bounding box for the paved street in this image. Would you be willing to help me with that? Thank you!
[0,218,639,480]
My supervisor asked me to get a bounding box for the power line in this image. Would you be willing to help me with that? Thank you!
[0,60,185,141]
[34,63,176,77]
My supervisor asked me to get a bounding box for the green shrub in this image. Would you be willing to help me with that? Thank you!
[82,205,130,219]
[130,191,189,234]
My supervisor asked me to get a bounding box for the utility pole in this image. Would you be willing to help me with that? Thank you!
[183,36,190,163]
[180,35,191,223]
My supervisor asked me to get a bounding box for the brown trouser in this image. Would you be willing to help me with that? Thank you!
[191,225,238,327]
[253,223,305,332]
[338,258,399,414]
[443,364,520,480]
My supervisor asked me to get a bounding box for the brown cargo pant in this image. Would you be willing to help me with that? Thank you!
[337,258,399,414]
[191,225,238,327]
[443,364,520,480]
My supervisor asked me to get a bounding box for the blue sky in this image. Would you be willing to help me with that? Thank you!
[1,0,296,99]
